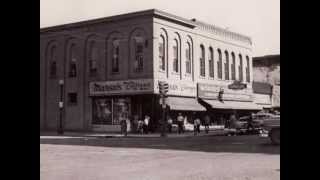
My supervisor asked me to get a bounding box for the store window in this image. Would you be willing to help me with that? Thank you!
[159,35,165,71]
[112,39,120,73]
[225,50,229,80]
[92,99,112,125]
[217,49,222,79]
[209,47,214,78]
[231,52,236,80]
[239,54,243,82]
[134,36,144,73]
[68,44,77,78]
[92,98,131,125]
[68,92,77,105]
[246,55,250,82]
[200,44,205,77]
[185,42,191,74]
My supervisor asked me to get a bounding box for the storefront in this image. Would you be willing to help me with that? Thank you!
[197,82,261,125]
[89,79,155,132]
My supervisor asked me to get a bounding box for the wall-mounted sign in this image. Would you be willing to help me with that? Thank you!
[197,83,253,101]
[228,81,247,90]
[89,79,154,96]
[154,79,197,97]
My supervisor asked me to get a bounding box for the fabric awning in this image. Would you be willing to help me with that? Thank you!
[203,99,262,110]
[167,97,206,111]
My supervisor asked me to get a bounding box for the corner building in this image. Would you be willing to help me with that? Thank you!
[40,9,261,132]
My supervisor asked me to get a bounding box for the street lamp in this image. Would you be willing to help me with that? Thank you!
[58,79,64,135]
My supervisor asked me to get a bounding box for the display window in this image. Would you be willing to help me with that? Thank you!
[92,97,131,125]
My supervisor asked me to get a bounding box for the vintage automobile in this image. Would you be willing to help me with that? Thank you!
[259,113,280,145]
[231,115,264,135]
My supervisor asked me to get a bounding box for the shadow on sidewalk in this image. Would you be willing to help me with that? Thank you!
[40,132,280,155]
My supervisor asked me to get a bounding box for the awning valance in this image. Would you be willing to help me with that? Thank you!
[167,97,206,111]
[202,99,262,110]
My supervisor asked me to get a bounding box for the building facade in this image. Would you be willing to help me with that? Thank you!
[40,9,260,132]
[253,55,280,110]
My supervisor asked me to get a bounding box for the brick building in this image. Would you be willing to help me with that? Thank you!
[40,9,261,132]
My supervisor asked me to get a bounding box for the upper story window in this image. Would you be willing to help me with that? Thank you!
[134,36,144,73]
[173,39,179,73]
[49,46,57,78]
[88,41,98,76]
[217,49,222,79]
[246,55,250,82]
[239,54,243,82]
[200,45,205,77]
[225,51,229,80]
[231,52,236,80]
[209,47,214,78]
[159,35,165,71]
[185,42,191,74]
[112,39,120,73]
[68,44,77,78]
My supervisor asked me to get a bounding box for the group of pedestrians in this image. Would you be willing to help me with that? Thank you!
[120,115,151,136]
[166,113,212,136]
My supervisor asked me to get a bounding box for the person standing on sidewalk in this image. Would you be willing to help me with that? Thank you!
[167,115,173,133]
[120,119,127,136]
[204,114,210,134]
[143,115,150,134]
[177,113,184,134]
[194,116,201,135]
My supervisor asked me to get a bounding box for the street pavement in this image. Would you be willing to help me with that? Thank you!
[40,134,280,180]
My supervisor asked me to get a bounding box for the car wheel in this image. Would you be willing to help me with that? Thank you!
[270,128,280,145]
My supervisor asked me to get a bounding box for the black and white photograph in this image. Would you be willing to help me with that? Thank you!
[40,0,280,179]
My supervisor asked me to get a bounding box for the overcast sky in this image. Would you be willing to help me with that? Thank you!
[40,0,280,57]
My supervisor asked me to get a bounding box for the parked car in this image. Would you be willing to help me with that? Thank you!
[259,113,280,145]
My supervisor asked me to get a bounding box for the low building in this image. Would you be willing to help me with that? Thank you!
[40,9,261,132]
[253,54,280,111]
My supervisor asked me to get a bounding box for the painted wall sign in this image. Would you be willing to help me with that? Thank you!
[197,83,253,101]
[89,79,154,96]
[228,80,247,90]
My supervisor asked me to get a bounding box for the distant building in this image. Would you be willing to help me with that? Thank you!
[40,9,260,132]
[253,54,280,110]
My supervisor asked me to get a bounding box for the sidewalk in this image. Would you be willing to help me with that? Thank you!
[40,129,228,139]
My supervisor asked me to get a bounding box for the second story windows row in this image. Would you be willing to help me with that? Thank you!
[157,32,251,83]
[199,46,251,83]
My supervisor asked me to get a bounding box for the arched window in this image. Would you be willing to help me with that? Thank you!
[225,51,229,80]
[68,44,77,77]
[173,39,179,72]
[159,35,165,71]
[134,36,144,72]
[88,41,98,75]
[112,39,120,73]
[49,45,57,78]
[246,55,250,82]
[217,49,222,79]
[231,52,236,80]
[200,45,205,77]
[185,42,191,74]
[238,54,243,82]
[209,47,214,78]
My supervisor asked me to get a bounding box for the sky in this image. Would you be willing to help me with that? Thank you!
[40,0,280,57]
